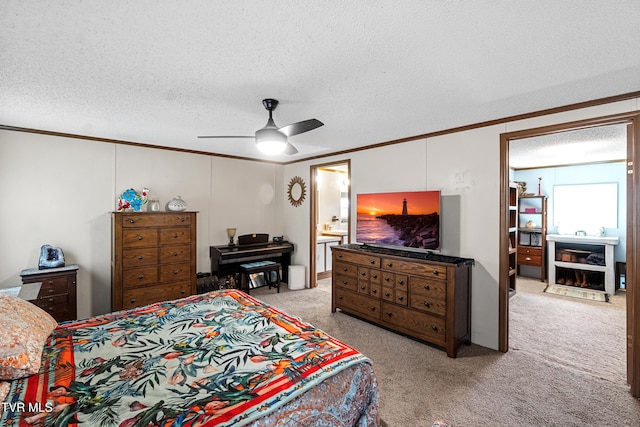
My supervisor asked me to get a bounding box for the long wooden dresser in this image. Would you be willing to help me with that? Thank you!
[112,212,197,311]
[331,244,474,357]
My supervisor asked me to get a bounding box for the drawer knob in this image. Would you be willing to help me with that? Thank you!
[424,285,430,290]
[397,295,404,301]
[137,235,143,240]
[372,274,378,279]
[130,299,136,304]
[372,288,377,294]
[173,252,178,256]
[338,295,343,300]
[173,270,179,275]
[424,301,431,307]
[360,285,366,290]
[338,254,343,258]
[180,218,186,222]
[129,219,136,224]
[343,267,348,272]
[397,280,404,285]
[370,260,376,265]
[386,312,393,317]
[432,270,439,275]
[387,263,393,268]
[360,272,366,276]
[138,275,144,279]
[342,281,348,285]
[369,306,376,312]
[525,257,531,261]
[181,289,186,294]
[138,255,144,260]
[432,326,438,332]
[384,291,391,297]
[48,280,53,284]
[384,277,391,282]
[48,288,55,293]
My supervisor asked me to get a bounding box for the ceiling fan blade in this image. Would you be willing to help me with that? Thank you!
[284,142,298,155]
[278,119,323,137]
[197,135,254,139]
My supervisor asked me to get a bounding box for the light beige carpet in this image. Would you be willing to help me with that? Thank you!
[252,277,639,426]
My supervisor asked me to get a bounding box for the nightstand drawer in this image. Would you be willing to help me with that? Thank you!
[38,278,70,296]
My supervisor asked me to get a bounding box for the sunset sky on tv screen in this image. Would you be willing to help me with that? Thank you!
[357,191,440,216]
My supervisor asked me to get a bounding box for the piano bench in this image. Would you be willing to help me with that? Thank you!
[239,261,281,294]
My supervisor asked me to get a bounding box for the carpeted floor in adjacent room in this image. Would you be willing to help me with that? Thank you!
[251,276,640,426]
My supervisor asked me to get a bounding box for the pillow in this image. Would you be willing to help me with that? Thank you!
[0,381,9,403]
[0,294,58,380]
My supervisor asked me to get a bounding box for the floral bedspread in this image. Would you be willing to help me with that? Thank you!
[1,290,377,426]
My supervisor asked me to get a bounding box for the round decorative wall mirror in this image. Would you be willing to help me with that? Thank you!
[287,176,306,207]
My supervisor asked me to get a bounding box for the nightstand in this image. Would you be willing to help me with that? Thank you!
[20,264,78,322]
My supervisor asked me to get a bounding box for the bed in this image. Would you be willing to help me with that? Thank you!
[0,289,379,426]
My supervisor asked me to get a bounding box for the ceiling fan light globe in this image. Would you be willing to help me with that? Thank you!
[255,128,287,155]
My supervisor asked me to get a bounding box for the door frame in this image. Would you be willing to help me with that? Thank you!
[499,111,640,397]
[309,159,351,288]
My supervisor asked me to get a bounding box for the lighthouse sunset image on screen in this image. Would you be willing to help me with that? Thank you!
[356,190,441,251]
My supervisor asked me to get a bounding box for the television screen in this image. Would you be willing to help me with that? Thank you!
[356,190,441,251]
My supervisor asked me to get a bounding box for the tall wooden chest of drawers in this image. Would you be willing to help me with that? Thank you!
[331,244,473,358]
[20,264,78,322]
[112,212,197,311]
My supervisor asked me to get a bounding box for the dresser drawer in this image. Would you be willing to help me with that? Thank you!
[333,250,381,268]
[122,282,191,309]
[410,276,446,301]
[159,228,192,245]
[121,213,192,228]
[518,247,542,256]
[369,283,382,299]
[122,247,159,267]
[334,261,358,277]
[382,302,445,344]
[410,293,447,316]
[334,288,381,322]
[160,245,191,264]
[334,273,357,292]
[382,258,447,280]
[122,229,159,247]
[518,254,542,265]
[123,266,159,288]
[159,262,191,283]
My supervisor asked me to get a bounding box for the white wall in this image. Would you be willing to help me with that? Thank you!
[0,131,283,318]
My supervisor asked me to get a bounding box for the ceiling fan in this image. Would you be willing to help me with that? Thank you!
[198,98,323,155]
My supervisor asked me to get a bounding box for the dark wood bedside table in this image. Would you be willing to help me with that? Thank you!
[20,265,78,322]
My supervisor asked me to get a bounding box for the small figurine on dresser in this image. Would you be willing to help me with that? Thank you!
[38,244,65,269]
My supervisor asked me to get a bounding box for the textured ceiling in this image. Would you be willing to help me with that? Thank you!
[509,124,627,169]
[2,1,640,163]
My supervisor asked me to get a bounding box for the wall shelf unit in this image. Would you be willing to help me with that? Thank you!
[508,183,518,293]
[517,195,547,281]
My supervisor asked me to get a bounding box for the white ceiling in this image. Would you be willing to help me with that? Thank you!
[2,1,640,163]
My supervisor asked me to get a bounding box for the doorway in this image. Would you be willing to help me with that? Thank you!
[499,111,640,396]
[309,160,351,288]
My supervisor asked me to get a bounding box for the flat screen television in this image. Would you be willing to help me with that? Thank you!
[356,190,441,251]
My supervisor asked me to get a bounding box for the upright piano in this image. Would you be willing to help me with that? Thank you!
[210,241,295,282]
